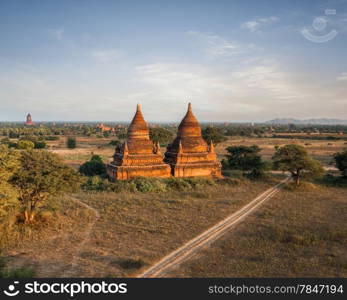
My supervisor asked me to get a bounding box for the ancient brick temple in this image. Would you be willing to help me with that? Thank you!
[107,104,171,180]
[96,123,114,133]
[164,103,222,177]
[25,113,33,125]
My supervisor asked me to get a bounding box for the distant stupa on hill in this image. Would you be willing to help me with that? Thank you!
[25,113,33,125]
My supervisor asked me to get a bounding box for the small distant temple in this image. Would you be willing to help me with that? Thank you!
[25,113,33,125]
[107,104,171,180]
[96,123,113,132]
[164,103,222,177]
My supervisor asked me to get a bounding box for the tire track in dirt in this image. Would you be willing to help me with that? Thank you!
[138,177,290,278]
[61,195,100,277]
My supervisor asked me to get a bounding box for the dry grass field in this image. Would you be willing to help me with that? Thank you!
[2,134,345,278]
[47,136,346,169]
[165,183,347,277]
[48,136,115,168]
[216,137,346,166]
[3,179,278,277]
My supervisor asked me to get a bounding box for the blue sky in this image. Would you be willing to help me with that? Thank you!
[0,0,346,122]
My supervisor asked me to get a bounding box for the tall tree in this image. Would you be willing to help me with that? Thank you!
[202,126,227,145]
[334,150,347,178]
[149,127,174,145]
[67,137,76,149]
[272,144,324,185]
[79,155,107,176]
[10,150,81,223]
[0,145,20,218]
[224,145,267,177]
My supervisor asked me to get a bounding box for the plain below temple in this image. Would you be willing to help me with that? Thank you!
[106,103,222,180]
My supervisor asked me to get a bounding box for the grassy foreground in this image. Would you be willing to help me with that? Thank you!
[3,178,277,277]
[166,183,347,277]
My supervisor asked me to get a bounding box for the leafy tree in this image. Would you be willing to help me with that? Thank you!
[44,136,59,141]
[109,140,121,146]
[334,150,347,178]
[79,155,107,177]
[202,126,227,145]
[0,145,20,218]
[224,145,267,177]
[10,150,81,223]
[17,140,35,150]
[149,127,174,145]
[9,131,19,139]
[67,137,76,149]
[117,132,128,140]
[34,140,47,149]
[272,144,324,185]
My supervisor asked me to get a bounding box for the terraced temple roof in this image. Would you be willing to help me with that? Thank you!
[168,103,208,153]
[128,104,150,140]
[177,103,201,138]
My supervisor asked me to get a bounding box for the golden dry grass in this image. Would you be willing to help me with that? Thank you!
[166,183,347,277]
[2,195,95,277]
[3,180,277,277]
[216,137,346,166]
[49,136,345,169]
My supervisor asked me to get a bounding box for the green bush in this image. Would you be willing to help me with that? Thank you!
[166,177,194,191]
[109,140,121,146]
[334,150,347,178]
[0,257,35,278]
[82,176,110,191]
[44,136,59,141]
[9,131,20,139]
[67,137,76,149]
[17,140,35,150]
[118,257,146,269]
[129,177,167,193]
[82,176,224,193]
[79,155,107,176]
[34,140,46,149]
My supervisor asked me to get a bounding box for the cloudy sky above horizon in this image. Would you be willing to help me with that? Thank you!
[0,0,346,122]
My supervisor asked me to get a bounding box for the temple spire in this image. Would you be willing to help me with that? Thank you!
[107,103,171,180]
[187,102,192,112]
[209,140,215,153]
[128,103,149,140]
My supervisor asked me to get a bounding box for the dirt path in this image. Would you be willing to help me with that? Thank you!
[60,195,100,277]
[138,177,290,278]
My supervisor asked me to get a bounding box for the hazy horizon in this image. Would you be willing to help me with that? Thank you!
[1,0,346,122]
[2,116,347,124]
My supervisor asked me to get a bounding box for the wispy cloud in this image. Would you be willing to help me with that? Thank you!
[241,16,279,33]
[132,60,309,120]
[47,27,64,41]
[91,49,123,63]
[337,72,347,81]
[185,31,255,58]
[133,62,260,119]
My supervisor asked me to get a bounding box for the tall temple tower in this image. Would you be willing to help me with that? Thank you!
[107,104,171,180]
[164,103,222,177]
[25,113,33,125]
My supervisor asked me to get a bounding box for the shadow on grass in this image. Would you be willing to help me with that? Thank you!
[315,174,347,188]
[115,257,147,270]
